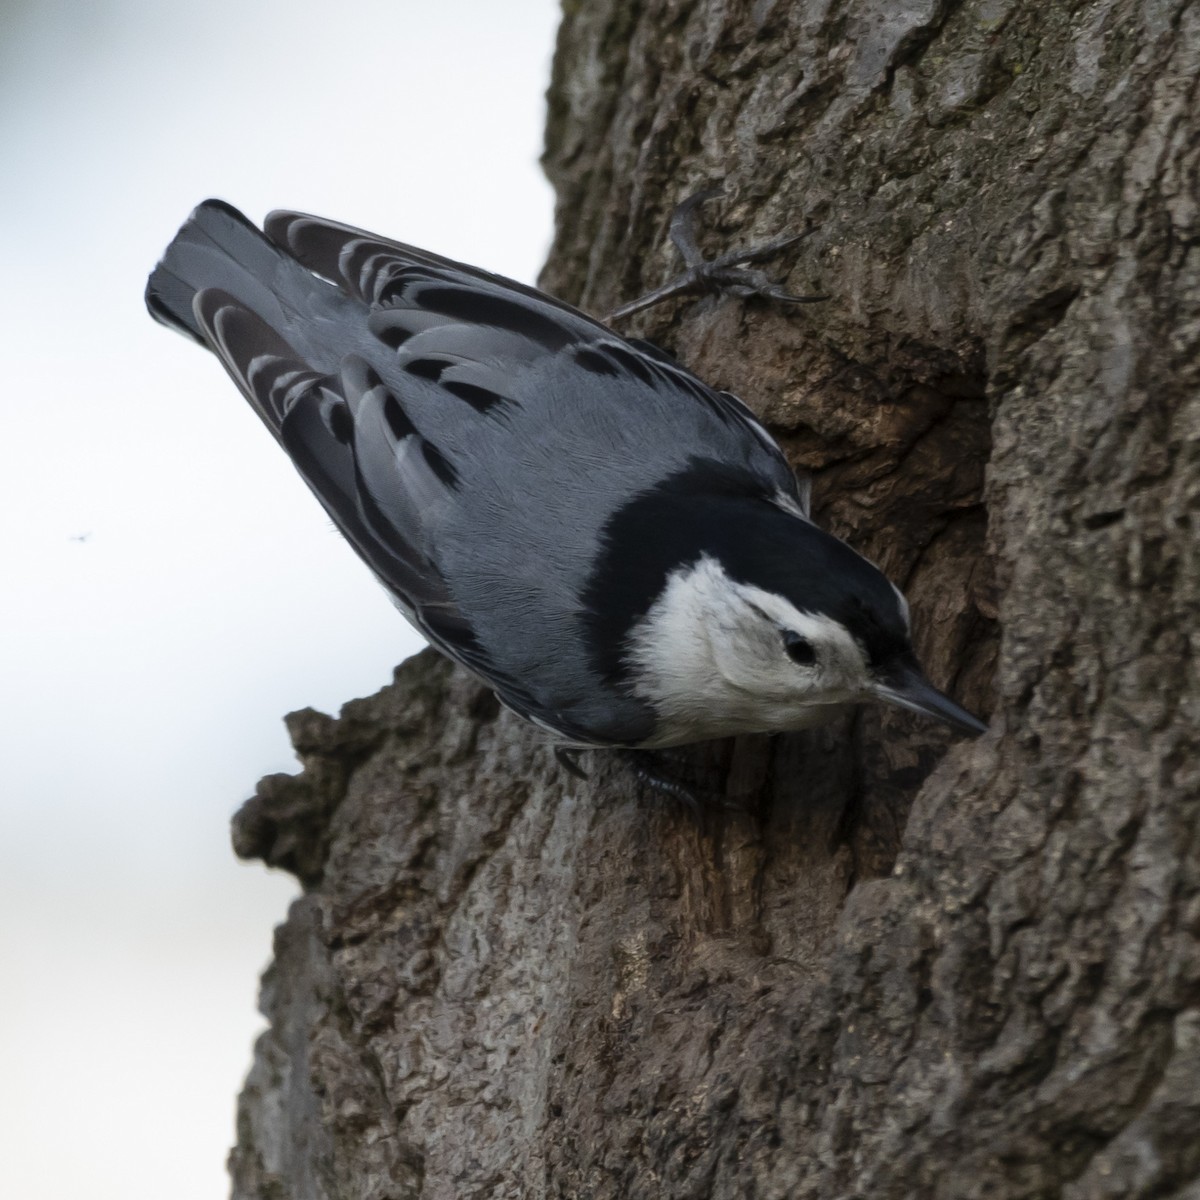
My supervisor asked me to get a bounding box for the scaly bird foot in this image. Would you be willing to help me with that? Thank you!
[607,187,827,322]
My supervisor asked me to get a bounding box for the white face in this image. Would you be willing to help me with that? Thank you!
[625,556,889,747]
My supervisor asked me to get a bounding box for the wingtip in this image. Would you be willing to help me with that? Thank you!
[145,264,207,344]
[145,199,280,344]
[192,197,257,229]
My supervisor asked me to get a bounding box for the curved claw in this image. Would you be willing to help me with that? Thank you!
[554,746,590,779]
[706,264,829,305]
[710,228,815,269]
[668,186,725,267]
[606,276,702,322]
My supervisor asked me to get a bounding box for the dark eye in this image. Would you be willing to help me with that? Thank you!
[783,631,816,666]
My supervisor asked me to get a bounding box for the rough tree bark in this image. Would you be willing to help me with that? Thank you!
[228,2,1199,1197]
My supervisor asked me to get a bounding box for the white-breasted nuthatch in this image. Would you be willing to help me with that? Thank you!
[146,201,986,755]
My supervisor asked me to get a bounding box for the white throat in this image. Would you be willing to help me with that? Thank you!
[623,556,869,748]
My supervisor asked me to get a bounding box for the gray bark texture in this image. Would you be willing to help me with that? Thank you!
[228,1,1200,1197]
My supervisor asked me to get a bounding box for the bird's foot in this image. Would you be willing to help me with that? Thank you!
[617,748,752,816]
[553,745,590,780]
[606,187,827,322]
[554,744,754,816]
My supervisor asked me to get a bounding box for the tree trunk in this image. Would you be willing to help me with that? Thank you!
[228,2,1200,1197]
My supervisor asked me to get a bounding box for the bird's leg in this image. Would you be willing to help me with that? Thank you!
[606,186,828,322]
[617,749,704,814]
[556,743,754,815]
[617,748,754,815]
[555,744,704,810]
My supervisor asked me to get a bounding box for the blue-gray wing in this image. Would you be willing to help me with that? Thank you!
[264,211,808,742]
[149,202,804,745]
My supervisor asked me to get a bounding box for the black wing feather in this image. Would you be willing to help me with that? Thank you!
[186,282,551,718]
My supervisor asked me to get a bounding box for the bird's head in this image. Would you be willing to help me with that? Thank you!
[594,475,985,747]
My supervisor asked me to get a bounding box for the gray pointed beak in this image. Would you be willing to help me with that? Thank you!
[875,664,988,737]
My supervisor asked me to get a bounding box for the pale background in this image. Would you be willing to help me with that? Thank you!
[0,1,559,1195]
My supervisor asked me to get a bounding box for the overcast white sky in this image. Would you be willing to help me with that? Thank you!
[0,1,559,1195]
